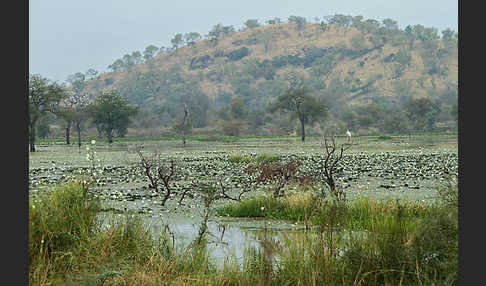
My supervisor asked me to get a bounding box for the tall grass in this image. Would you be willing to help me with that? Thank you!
[29,181,100,284]
[29,181,220,285]
[217,191,432,231]
[30,181,457,285]
[215,185,458,285]
[29,181,167,285]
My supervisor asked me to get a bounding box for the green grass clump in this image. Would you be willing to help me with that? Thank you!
[254,153,281,163]
[29,181,100,284]
[217,195,285,218]
[218,190,435,231]
[227,153,254,163]
[29,181,164,285]
[345,197,433,231]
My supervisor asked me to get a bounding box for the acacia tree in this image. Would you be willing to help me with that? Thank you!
[108,59,125,72]
[131,51,143,65]
[270,86,327,142]
[143,45,159,61]
[184,32,201,46]
[243,19,260,29]
[28,74,65,152]
[171,33,184,50]
[60,72,87,145]
[87,90,138,143]
[64,92,90,147]
[57,97,74,145]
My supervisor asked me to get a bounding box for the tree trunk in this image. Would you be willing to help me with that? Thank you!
[65,120,72,145]
[181,103,189,147]
[108,131,113,143]
[76,122,82,148]
[300,117,305,142]
[29,122,36,152]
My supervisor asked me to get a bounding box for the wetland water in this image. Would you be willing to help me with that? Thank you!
[100,213,306,268]
[29,134,458,266]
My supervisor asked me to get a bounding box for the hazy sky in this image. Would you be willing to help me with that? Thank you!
[29,0,457,83]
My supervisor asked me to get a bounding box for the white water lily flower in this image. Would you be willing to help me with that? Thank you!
[91,140,96,145]
[261,206,265,211]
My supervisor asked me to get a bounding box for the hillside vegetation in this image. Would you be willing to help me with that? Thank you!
[78,15,457,137]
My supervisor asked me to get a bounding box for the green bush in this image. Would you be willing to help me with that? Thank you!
[255,153,281,163]
[227,47,249,61]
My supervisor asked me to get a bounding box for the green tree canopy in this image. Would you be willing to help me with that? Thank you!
[171,33,184,49]
[404,97,440,131]
[243,19,260,29]
[269,86,327,142]
[108,58,125,72]
[85,68,98,79]
[122,54,135,68]
[288,15,307,30]
[29,74,65,151]
[87,90,139,143]
[382,18,399,30]
[143,45,159,61]
[230,96,247,120]
[131,51,143,64]
[184,32,202,46]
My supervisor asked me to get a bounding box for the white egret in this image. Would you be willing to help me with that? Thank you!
[346,129,352,141]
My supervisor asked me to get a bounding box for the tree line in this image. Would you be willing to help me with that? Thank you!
[30,69,457,150]
[29,73,139,152]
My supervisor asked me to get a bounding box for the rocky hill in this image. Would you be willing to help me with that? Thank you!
[83,16,458,135]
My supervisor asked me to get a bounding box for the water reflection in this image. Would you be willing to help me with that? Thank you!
[99,212,308,268]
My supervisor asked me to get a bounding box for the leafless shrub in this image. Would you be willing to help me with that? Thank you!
[314,135,352,202]
[245,158,314,197]
[135,145,182,206]
[190,176,252,202]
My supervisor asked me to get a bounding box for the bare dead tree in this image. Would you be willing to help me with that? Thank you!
[216,176,252,201]
[316,135,352,201]
[245,158,315,198]
[181,103,190,147]
[189,176,252,203]
[172,103,191,147]
[135,146,181,206]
